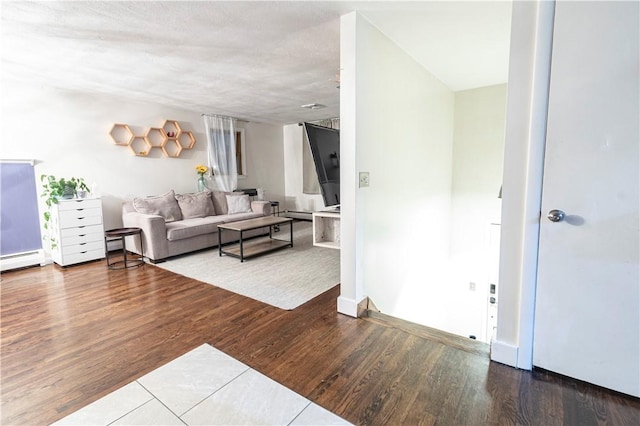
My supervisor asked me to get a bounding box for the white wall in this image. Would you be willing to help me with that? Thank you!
[340,13,509,340]
[340,13,456,328]
[447,84,506,340]
[1,81,285,253]
[491,1,555,368]
[240,122,285,204]
[283,123,324,212]
[338,12,362,315]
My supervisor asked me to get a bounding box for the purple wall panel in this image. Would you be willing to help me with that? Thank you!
[0,163,43,256]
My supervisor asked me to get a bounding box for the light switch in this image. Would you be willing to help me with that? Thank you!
[359,172,369,188]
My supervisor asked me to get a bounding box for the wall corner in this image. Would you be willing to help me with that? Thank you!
[337,295,367,318]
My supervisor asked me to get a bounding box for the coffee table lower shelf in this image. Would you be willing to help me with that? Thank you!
[217,216,294,262]
[220,238,291,261]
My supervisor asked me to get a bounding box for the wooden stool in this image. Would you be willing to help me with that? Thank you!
[104,227,144,269]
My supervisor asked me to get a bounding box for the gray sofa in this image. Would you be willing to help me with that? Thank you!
[122,189,271,262]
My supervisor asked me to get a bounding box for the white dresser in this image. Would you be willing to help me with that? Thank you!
[50,197,105,266]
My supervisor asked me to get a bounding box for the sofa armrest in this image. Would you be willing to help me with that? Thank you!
[251,200,271,216]
[122,211,169,261]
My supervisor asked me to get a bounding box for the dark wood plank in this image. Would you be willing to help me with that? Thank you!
[365,309,490,357]
[1,261,639,425]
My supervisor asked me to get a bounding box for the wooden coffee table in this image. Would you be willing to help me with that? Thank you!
[217,216,293,262]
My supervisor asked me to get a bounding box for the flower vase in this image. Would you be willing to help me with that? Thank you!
[197,176,206,192]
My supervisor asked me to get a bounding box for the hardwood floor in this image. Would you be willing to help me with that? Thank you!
[1,261,638,425]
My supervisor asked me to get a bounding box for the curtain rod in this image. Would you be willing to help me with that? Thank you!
[201,113,234,119]
[201,113,249,123]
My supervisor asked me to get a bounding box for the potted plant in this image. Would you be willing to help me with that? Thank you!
[40,175,90,243]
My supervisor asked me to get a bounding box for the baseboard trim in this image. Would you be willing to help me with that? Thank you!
[490,339,519,367]
[337,295,367,318]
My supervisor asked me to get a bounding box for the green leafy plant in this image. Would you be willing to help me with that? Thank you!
[40,175,90,246]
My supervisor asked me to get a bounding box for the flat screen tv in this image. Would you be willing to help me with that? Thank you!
[303,122,340,208]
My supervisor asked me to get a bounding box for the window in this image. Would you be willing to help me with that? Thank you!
[235,128,247,178]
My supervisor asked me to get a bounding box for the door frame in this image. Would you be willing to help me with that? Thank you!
[490,0,555,370]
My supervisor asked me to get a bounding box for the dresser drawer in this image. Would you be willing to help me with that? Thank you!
[60,224,104,239]
[58,210,102,229]
[59,240,104,256]
[58,248,105,266]
[57,198,102,211]
[59,231,104,247]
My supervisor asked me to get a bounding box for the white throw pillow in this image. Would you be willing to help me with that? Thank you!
[226,194,252,214]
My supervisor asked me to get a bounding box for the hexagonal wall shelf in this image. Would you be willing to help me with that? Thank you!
[145,127,167,148]
[161,140,183,158]
[177,131,196,150]
[128,136,151,157]
[109,123,134,146]
[162,120,182,139]
[110,120,195,158]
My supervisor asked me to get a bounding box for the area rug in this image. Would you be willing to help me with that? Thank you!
[151,221,340,310]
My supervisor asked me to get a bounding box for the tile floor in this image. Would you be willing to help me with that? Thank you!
[52,344,352,426]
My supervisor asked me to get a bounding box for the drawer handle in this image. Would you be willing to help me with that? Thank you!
[77,217,85,220]
[75,209,85,212]
[79,242,86,246]
[78,234,86,237]
[80,251,87,254]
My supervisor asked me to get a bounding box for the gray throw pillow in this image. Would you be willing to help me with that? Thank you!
[175,191,216,219]
[211,190,232,215]
[132,190,183,222]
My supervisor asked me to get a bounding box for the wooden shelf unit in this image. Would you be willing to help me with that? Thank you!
[312,211,340,249]
[109,120,196,158]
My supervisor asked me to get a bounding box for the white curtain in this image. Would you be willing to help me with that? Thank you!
[203,114,237,192]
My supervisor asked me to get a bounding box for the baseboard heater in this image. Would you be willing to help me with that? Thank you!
[285,210,313,221]
[0,249,47,272]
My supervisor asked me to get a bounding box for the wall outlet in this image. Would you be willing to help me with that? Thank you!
[469,282,476,291]
[359,172,370,188]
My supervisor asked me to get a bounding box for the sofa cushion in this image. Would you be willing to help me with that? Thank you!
[133,190,182,223]
[226,194,252,214]
[211,190,232,215]
[175,191,215,219]
[165,216,227,241]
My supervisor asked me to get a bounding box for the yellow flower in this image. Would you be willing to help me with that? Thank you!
[195,165,208,176]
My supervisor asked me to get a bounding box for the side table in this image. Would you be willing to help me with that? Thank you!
[270,201,280,216]
[104,227,145,269]
[270,201,280,232]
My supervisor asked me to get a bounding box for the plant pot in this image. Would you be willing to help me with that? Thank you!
[62,184,75,199]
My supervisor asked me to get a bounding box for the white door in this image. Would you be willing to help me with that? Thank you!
[533,1,639,397]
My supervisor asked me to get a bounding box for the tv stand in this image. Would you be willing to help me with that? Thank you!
[312,211,340,249]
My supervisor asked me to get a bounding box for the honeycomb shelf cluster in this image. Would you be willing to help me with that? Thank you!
[109,120,196,157]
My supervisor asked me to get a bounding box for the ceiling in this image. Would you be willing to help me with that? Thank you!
[1,1,512,124]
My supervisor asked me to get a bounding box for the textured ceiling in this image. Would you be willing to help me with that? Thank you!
[1,1,512,124]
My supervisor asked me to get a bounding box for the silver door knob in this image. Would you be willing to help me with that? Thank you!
[547,209,566,222]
